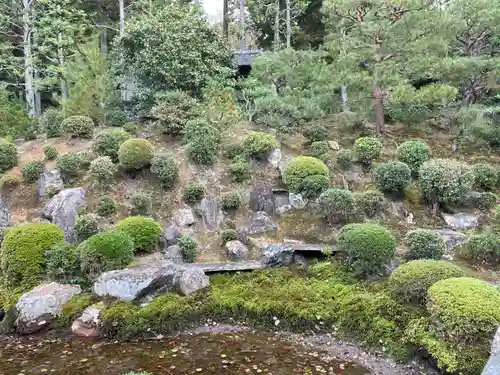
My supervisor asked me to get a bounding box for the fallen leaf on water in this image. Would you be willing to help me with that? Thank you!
[80,358,89,363]
[196,368,202,372]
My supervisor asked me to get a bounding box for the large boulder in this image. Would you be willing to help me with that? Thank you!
[200,196,224,231]
[289,192,308,209]
[0,195,10,227]
[172,207,195,227]
[441,212,480,230]
[482,327,500,375]
[243,211,277,236]
[432,229,468,251]
[162,224,193,247]
[261,243,294,267]
[225,240,249,261]
[36,169,63,202]
[93,263,181,301]
[15,282,81,334]
[178,267,209,296]
[42,187,86,243]
[163,245,184,263]
[71,302,104,337]
[249,185,276,215]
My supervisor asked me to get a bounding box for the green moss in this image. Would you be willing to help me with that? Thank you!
[57,294,96,327]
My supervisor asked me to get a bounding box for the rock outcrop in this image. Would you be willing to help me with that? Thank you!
[242,211,277,236]
[482,327,500,375]
[178,268,209,296]
[36,169,63,202]
[441,212,480,230]
[0,195,10,227]
[225,240,249,261]
[249,185,276,215]
[71,302,104,337]
[200,196,224,231]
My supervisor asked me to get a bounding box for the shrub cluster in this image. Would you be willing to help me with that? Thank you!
[77,150,96,170]
[130,192,152,216]
[0,141,17,173]
[318,188,356,222]
[221,229,237,244]
[183,183,205,203]
[74,214,100,242]
[96,196,118,217]
[463,233,500,266]
[308,141,329,159]
[21,160,44,183]
[474,191,497,210]
[56,152,82,181]
[118,138,155,171]
[45,242,82,284]
[178,235,197,263]
[473,163,497,191]
[353,137,382,164]
[43,145,58,160]
[92,129,131,162]
[0,173,21,191]
[151,91,199,135]
[40,108,64,138]
[116,216,162,253]
[396,140,431,174]
[150,154,179,188]
[356,190,385,217]
[302,124,328,143]
[228,157,250,182]
[122,122,137,134]
[243,131,277,157]
[336,149,353,169]
[184,119,221,165]
[283,156,330,197]
[375,161,412,192]
[61,115,94,138]
[89,156,117,185]
[221,191,242,210]
[404,229,446,260]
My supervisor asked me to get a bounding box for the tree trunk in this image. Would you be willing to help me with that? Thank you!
[285,0,291,48]
[341,85,348,112]
[372,85,385,135]
[222,0,228,39]
[57,34,68,101]
[119,0,125,35]
[99,0,108,55]
[22,0,35,118]
[239,0,246,50]
[273,0,280,52]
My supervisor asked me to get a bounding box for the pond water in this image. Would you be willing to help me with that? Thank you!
[0,331,369,375]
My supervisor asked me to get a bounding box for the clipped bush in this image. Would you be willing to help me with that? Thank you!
[122,122,137,134]
[404,229,446,260]
[427,277,500,343]
[283,156,330,196]
[45,242,82,284]
[92,129,131,162]
[96,196,118,217]
[0,223,64,288]
[337,223,396,276]
[221,191,242,210]
[353,136,382,164]
[77,150,96,170]
[475,192,497,210]
[396,140,431,174]
[43,145,58,160]
[61,115,94,138]
[78,231,134,280]
[243,131,277,157]
[300,174,330,198]
[308,141,329,159]
[318,188,356,222]
[336,149,353,169]
[302,124,328,143]
[184,118,221,165]
[151,91,199,135]
[221,229,237,244]
[150,154,179,188]
[375,161,412,192]
[473,163,497,191]
[463,233,500,266]
[183,183,205,203]
[0,173,21,191]
[56,152,82,181]
[21,160,44,183]
[116,216,162,253]
[228,158,250,183]
[89,156,117,185]
[40,108,64,138]
[389,260,464,303]
[356,190,386,217]
[419,158,474,206]
[225,143,247,160]
[178,235,197,263]
[0,141,17,173]
[118,138,155,171]
[130,192,152,216]
[74,214,100,242]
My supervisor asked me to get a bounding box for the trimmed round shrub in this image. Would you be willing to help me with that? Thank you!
[61,115,94,138]
[404,229,446,260]
[336,149,353,169]
[419,158,474,205]
[40,108,64,138]
[221,229,237,244]
[300,174,330,199]
[184,118,221,165]
[92,129,131,162]
[130,192,152,216]
[0,141,17,173]
[74,213,100,242]
[427,277,500,343]
[375,161,411,192]
[118,138,155,171]
[396,140,431,174]
[221,191,242,210]
[389,260,464,303]
[96,196,117,217]
[151,91,199,135]
[150,154,179,188]
[228,158,250,182]
[45,242,82,284]
[243,131,277,156]
[463,233,500,266]
[225,143,247,160]
[43,145,58,160]
[116,216,162,253]
[0,173,21,191]
[475,191,497,210]
[78,231,134,280]
[302,124,328,143]
[283,156,330,195]
[89,156,117,185]
[77,150,96,170]
[178,235,197,263]
[308,141,329,159]
[473,163,497,191]
[356,190,385,217]
[0,223,64,288]
[183,183,205,203]
[56,152,82,181]
[353,137,382,164]
[318,188,356,222]
[337,223,396,275]
[21,160,44,183]
[123,122,137,134]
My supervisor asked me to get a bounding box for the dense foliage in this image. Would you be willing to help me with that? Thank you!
[318,188,356,222]
[61,115,94,138]
[404,229,446,260]
[375,161,412,192]
[74,214,100,242]
[353,137,382,164]
[283,156,330,196]
[151,91,199,135]
[116,216,162,253]
[396,140,431,174]
[92,129,131,163]
[150,154,179,188]
[0,141,17,173]
[21,160,44,183]
[118,139,155,171]
[184,119,221,165]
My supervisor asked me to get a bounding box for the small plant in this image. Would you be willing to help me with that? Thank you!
[150,154,179,188]
[353,136,382,164]
[74,213,100,242]
[336,149,353,169]
[0,173,21,191]
[302,124,328,143]
[178,235,197,263]
[375,161,412,192]
[184,118,221,165]
[45,242,83,284]
[221,191,242,210]
[61,115,94,138]
[243,131,277,157]
[300,174,330,198]
[96,196,118,217]
[475,191,497,210]
[21,160,45,183]
[0,141,17,173]
[56,152,82,181]
[225,143,247,160]
[89,156,117,185]
[92,129,131,162]
[356,190,386,217]
[123,122,137,134]
[116,216,162,253]
[396,140,431,174]
[130,192,152,216]
[473,163,498,191]
[40,108,64,138]
[43,145,58,160]
[118,138,155,171]
[151,91,199,135]
[404,229,446,260]
[318,188,356,222]
[463,233,500,266]
[283,156,330,196]
[308,141,329,159]
[183,183,205,203]
[228,158,250,182]
[77,150,97,170]
[221,229,237,244]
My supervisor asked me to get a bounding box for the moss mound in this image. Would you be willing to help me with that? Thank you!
[118,138,155,171]
[116,216,162,253]
[283,156,330,196]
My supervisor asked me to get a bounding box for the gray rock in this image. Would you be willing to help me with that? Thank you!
[0,195,10,227]
[188,260,265,273]
[36,169,63,202]
[261,243,294,267]
[15,282,81,334]
[71,302,103,337]
[178,268,209,296]
[267,148,282,169]
[292,253,308,269]
[441,212,480,230]
[172,207,195,227]
[0,307,16,334]
[274,191,293,215]
[163,245,184,263]
[226,240,249,261]
[432,229,468,251]
[249,185,276,215]
[200,196,224,231]
[243,211,278,236]
[328,140,340,151]
[163,224,181,246]
[42,187,86,243]
[93,263,181,301]
[289,192,308,209]
[482,327,500,375]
